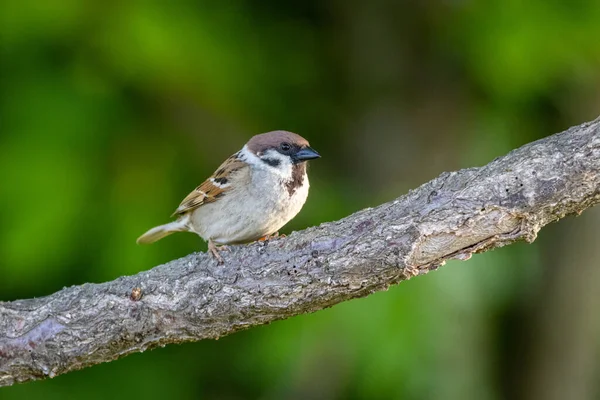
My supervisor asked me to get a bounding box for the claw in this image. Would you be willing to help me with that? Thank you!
[208,239,228,264]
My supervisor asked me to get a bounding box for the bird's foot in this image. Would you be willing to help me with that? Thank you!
[208,240,228,264]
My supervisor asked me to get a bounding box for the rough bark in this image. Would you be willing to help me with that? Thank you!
[1,117,600,387]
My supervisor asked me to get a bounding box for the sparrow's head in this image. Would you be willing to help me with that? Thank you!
[247,130,320,168]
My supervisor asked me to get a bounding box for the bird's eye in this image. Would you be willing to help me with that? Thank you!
[280,142,292,152]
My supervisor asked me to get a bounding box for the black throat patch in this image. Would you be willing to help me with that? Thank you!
[286,163,306,196]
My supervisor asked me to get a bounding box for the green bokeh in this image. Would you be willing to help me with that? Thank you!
[2,1,599,399]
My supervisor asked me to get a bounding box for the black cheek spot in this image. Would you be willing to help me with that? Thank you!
[262,158,281,167]
[214,177,228,185]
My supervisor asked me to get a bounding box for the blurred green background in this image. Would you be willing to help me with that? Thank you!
[2,1,600,399]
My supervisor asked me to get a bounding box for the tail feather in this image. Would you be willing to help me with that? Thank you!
[136,221,187,244]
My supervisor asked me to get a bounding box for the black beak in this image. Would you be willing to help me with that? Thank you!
[294,146,321,162]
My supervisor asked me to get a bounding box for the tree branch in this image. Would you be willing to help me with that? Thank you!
[2,117,600,387]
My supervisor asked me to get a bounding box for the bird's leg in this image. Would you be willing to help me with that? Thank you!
[208,239,228,264]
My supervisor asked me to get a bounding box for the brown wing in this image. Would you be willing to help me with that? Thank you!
[171,152,247,217]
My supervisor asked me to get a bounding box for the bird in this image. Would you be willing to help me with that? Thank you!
[136,130,321,263]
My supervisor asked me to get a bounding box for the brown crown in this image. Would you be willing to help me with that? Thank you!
[247,130,310,154]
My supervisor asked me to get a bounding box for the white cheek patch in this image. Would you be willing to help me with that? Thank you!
[259,149,293,177]
[239,146,293,179]
[260,149,286,164]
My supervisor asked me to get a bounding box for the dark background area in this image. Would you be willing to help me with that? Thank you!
[1,1,600,399]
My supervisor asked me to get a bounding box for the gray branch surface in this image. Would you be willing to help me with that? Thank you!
[2,118,600,387]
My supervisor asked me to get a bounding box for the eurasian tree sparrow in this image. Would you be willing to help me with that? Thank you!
[137,130,320,262]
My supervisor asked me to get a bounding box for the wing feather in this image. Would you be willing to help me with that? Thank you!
[171,152,247,217]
